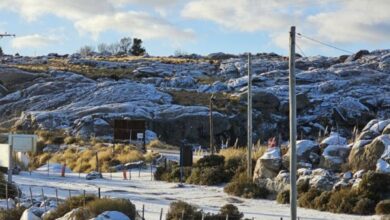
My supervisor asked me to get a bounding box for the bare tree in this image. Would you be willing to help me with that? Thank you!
[107,43,120,55]
[97,43,109,54]
[79,45,95,57]
[119,37,132,54]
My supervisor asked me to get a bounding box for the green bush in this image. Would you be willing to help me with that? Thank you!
[166,201,244,220]
[0,207,26,220]
[313,191,332,211]
[353,198,375,215]
[196,155,224,167]
[224,173,268,199]
[86,198,136,219]
[224,157,244,181]
[154,165,191,182]
[276,189,290,204]
[327,188,359,214]
[187,166,226,186]
[218,204,243,220]
[166,201,202,220]
[298,188,322,209]
[0,173,20,199]
[376,200,390,215]
[43,195,97,220]
[357,171,390,201]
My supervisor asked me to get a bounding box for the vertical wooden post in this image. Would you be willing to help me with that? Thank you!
[247,52,253,178]
[29,187,33,206]
[41,188,46,212]
[83,190,86,207]
[55,188,59,205]
[209,94,214,154]
[159,208,163,220]
[7,136,13,182]
[98,188,101,199]
[142,204,145,219]
[68,189,71,198]
[5,181,8,210]
[289,25,297,220]
[150,163,153,181]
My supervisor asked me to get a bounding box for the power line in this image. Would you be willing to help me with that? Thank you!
[296,43,306,57]
[297,32,353,54]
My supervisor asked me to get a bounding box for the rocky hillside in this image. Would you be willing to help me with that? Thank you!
[0,50,390,146]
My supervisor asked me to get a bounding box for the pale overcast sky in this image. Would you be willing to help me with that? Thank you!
[0,0,389,56]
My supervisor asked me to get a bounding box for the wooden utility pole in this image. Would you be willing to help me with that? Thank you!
[289,26,297,220]
[247,53,253,178]
[209,94,215,154]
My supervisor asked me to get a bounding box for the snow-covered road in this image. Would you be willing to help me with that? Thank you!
[12,169,378,220]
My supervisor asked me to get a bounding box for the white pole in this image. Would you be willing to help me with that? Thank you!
[247,53,253,178]
[8,134,13,182]
[289,26,297,220]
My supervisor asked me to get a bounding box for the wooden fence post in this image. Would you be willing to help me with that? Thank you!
[160,208,163,220]
[55,188,59,205]
[29,187,33,206]
[41,188,46,212]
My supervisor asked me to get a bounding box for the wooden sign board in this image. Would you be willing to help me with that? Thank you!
[113,119,146,141]
[9,134,37,152]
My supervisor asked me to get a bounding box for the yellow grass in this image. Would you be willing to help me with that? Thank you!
[147,139,177,150]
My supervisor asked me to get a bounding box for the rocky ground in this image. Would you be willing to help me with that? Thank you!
[0,50,390,147]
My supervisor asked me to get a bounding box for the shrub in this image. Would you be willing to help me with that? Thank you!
[0,173,20,199]
[86,198,136,219]
[376,200,390,215]
[196,155,225,167]
[298,188,322,209]
[187,166,226,186]
[353,198,375,215]
[64,136,76,145]
[116,150,144,163]
[154,165,191,183]
[327,188,359,214]
[357,171,390,201]
[313,191,332,211]
[276,189,290,204]
[224,173,268,199]
[224,157,244,182]
[166,201,202,220]
[43,194,97,220]
[0,207,26,220]
[218,204,243,220]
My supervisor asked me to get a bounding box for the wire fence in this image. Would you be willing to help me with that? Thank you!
[1,164,310,220]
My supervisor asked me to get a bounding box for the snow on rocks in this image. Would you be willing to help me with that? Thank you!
[20,207,43,220]
[91,211,131,220]
[320,144,350,171]
[253,147,282,179]
[321,132,347,146]
[283,140,320,169]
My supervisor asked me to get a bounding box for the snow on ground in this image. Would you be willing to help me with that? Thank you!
[12,169,379,220]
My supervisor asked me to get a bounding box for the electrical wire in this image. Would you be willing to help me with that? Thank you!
[296,43,307,57]
[297,32,353,54]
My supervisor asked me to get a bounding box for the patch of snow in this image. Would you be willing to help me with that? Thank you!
[321,132,347,146]
[370,119,390,133]
[37,163,72,173]
[92,211,130,220]
[260,147,281,160]
[376,159,390,173]
[296,140,317,156]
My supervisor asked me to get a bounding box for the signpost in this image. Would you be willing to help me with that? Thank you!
[1,134,38,182]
